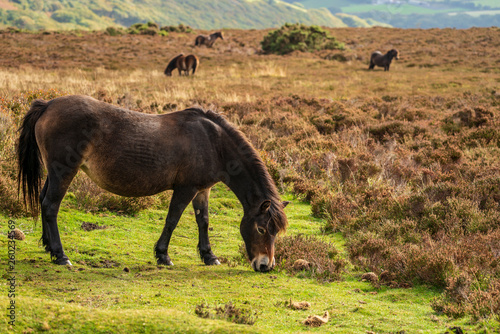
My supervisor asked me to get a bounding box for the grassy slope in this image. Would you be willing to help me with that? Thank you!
[0,0,349,30]
[0,185,479,333]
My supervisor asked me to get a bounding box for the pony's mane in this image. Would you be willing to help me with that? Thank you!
[164,54,184,75]
[192,108,287,233]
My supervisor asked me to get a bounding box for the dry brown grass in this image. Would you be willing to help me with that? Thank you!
[1,26,499,319]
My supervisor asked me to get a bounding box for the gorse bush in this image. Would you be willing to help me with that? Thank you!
[160,24,192,33]
[261,23,344,55]
[111,22,169,36]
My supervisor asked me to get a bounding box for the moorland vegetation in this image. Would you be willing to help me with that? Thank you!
[0,0,385,31]
[1,24,500,331]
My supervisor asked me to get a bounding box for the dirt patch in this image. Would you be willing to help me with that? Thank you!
[88,259,120,268]
[81,222,108,231]
[195,302,258,325]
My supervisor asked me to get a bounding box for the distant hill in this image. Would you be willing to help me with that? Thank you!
[284,0,500,28]
[0,0,390,31]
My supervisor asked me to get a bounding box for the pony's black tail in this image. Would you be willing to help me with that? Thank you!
[195,37,200,46]
[192,57,198,75]
[17,99,48,218]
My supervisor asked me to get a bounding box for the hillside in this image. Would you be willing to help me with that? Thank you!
[286,0,500,28]
[0,0,389,31]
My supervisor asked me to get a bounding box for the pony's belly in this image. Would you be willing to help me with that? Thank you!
[80,163,174,197]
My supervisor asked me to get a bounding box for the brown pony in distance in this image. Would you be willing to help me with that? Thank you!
[368,49,399,71]
[194,32,223,48]
[164,54,199,76]
[17,95,288,271]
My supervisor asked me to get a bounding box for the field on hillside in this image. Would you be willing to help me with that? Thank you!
[1,27,500,333]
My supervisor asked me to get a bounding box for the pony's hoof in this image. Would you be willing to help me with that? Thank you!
[205,258,220,266]
[54,258,72,265]
[157,259,174,266]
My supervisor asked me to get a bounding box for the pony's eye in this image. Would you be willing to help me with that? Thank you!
[257,227,266,235]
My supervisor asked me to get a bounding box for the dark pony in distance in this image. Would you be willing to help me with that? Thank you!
[194,32,223,48]
[164,54,199,76]
[368,49,399,71]
[17,95,288,272]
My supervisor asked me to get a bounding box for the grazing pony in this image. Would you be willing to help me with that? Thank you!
[368,49,399,71]
[164,54,199,76]
[194,32,223,48]
[18,95,289,271]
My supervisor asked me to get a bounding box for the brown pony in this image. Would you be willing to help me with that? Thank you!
[17,95,288,271]
[164,54,199,76]
[194,32,223,48]
[368,49,399,71]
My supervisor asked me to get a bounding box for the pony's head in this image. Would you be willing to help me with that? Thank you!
[389,49,399,60]
[240,200,288,272]
[214,32,223,40]
[164,54,184,76]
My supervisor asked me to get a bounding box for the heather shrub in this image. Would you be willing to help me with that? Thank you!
[273,234,348,282]
[225,92,500,318]
[261,23,344,55]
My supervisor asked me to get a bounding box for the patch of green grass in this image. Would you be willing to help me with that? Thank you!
[1,184,496,333]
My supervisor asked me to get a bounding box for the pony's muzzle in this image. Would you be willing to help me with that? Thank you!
[251,255,275,272]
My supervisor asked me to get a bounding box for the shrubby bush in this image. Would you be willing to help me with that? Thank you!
[261,23,344,55]
[160,24,192,33]
[105,22,180,36]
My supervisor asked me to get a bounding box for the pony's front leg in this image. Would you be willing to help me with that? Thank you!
[192,188,220,265]
[155,187,198,265]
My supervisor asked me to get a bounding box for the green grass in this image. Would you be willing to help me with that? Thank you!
[1,183,496,333]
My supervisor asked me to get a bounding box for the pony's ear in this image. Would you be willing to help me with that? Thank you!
[282,201,290,208]
[260,200,271,214]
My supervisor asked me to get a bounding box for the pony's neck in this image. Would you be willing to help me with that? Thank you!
[221,149,275,214]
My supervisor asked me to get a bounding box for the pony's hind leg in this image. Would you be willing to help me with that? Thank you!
[192,189,219,265]
[41,165,79,265]
[39,179,50,252]
[155,186,198,265]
